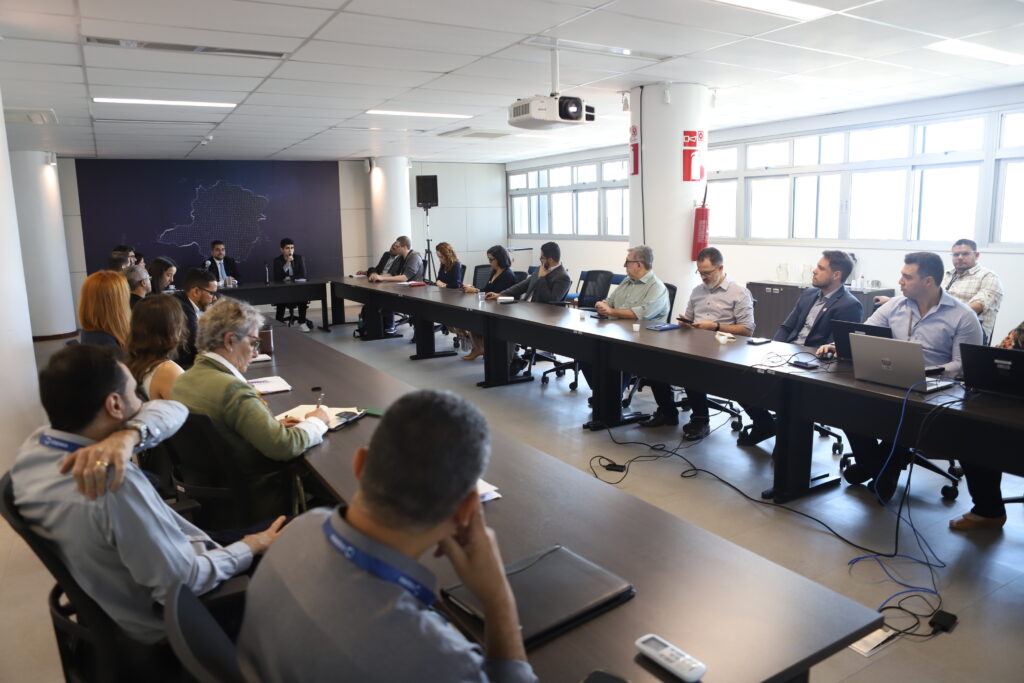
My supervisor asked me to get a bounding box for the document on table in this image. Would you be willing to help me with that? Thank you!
[477,479,501,503]
[249,376,292,394]
[251,353,272,363]
[276,404,359,430]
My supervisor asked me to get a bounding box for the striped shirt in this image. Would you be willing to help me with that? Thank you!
[941,264,1002,341]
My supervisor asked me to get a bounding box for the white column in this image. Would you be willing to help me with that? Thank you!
[11,151,77,337]
[369,156,412,259]
[0,88,45,465]
[629,83,712,299]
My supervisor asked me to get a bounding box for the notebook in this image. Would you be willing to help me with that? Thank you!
[832,320,892,361]
[441,545,635,650]
[850,335,954,394]
[961,343,1024,400]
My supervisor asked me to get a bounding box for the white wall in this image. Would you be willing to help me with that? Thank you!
[338,159,371,276]
[58,158,85,316]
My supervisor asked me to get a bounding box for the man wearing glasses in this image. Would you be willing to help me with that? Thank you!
[640,247,754,438]
[175,268,219,369]
[172,298,330,522]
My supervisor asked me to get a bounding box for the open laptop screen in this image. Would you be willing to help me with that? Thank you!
[961,343,1024,400]
[832,320,893,361]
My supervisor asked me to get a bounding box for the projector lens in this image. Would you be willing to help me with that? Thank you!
[558,96,583,121]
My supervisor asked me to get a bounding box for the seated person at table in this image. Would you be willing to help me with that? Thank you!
[12,344,284,644]
[127,295,187,400]
[171,298,330,522]
[273,237,314,333]
[640,247,754,437]
[238,389,537,683]
[737,250,862,445]
[78,270,131,348]
[108,250,131,272]
[434,241,463,288]
[174,268,218,369]
[486,241,571,304]
[357,239,404,277]
[126,264,151,308]
[819,252,982,503]
[580,245,669,398]
[113,243,137,265]
[368,235,424,334]
[147,256,178,293]
[205,239,239,286]
[459,245,517,361]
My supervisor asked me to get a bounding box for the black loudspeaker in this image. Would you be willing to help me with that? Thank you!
[416,175,438,208]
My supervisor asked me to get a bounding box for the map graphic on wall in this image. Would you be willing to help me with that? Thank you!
[76,160,342,284]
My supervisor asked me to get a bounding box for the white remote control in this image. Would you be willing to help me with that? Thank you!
[635,634,707,682]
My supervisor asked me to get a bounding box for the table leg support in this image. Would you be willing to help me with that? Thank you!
[763,381,839,502]
[410,318,457,360]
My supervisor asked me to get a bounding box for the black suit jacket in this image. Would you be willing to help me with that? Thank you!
[174,291,200,369]
[774,285,863,348]
[205,257,240,283]
[436,261,463,288]
[500,265,572,303]
[273,254,307,282]
[367,252,404,277]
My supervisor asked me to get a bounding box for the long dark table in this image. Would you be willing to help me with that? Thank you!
[247,326,883,683]
[328,279,1024,503]
[224,278,335,331]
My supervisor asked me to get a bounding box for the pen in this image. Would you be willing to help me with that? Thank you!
[315,392,325,410]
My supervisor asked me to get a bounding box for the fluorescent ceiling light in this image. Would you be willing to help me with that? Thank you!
[926,39,1024,66]
[365,109,473,119]
[93,97,236,108]
[709,0,832,22]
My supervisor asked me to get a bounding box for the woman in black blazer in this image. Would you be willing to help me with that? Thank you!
[434,242,463,289]
[459,245,515,360]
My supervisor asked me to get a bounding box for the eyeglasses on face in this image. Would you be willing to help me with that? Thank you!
[235,334,260,352]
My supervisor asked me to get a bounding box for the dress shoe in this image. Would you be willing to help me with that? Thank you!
[384,326,398,335]
[640,412,678,428]
[682,419,710,441]
[949,513,1007,531]
[305,320,315,332]
[842,461,872,486]
[873,465,900,504]
[737,421,776,446]
[462,350,483,361]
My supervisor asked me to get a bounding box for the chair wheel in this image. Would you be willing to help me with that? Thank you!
[541,376,549,385]
[556,369,565,377]
[949,466,963,478]
[832,442,843,455]
[941,485,959,500]
[730,420,742,431]
[569,382,577,390]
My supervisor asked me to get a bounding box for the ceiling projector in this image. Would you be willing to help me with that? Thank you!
[508,95,595,130]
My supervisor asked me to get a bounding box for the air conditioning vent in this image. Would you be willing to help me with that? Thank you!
[85,36,287,60]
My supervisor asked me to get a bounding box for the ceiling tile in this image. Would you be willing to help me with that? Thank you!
[0,62,84,82]
[79,0,332,38]
[801,59,931,88]
[291,41,478,73]
[695,38,853,73]
[970,64,1024,86]
[632,57,785,88]
[545,10,741,57]
[87,67,264,92]
[968,23,1024,53]
[872,48,1004,76]
[80,18,303,54]
[0,9,80,42]
[418,74,536,97]
[0,38,81,65]
[0,0,75,15]
[845,0,1024,40]
[256,79,406,100]
[315,12,525,56]
[761,14,934,59]
[274,61,437,87]
[380,89,513,108]
[451,57,615,88]
[228,104,361,120]
[83,45,280,77]
[490,45,657,74]
[245,92,379,110]
[603,0,798,37]
[342,0,586,35]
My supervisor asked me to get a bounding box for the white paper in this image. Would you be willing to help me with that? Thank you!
[251,353,272,363]
[496,296,514,303]
[276,404,360,430]
[249,376,292,394]
[849,627,899,657]
[477,478,502,503]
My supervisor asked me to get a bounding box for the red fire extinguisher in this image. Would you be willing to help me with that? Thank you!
[691,184,709,261]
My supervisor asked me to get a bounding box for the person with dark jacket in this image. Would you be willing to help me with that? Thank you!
[174,269,218,368]
[205,240,240,286]
[357,239,404,277]
[434,242,463,289]
[486,241,571,304]
[459,246,516,360]
[273,237,314,332]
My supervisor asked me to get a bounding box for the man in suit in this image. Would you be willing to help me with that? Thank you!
[737,250,862,446]
[486,241,571,304]
[174,268,218,368]
[368,236,424,334]
[273,237,314,332]
[356,239,404,277]
[206,240,239,286]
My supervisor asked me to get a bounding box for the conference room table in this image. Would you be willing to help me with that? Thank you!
[247,326,883,683]
[221,278,336,331]
[328,278,1024,503]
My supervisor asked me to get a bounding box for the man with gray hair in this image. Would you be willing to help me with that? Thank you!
[238,390,537,682]
[125,264,151,308]
[172,298,330,521]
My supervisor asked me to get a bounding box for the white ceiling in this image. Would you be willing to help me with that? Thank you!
[2,0,1023,162]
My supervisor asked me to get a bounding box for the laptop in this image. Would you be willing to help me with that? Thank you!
[850,334,955,394]
[832,320,893,361]
[961,343,1024,400]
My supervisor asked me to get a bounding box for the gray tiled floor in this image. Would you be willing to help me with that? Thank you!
[3,322,1022,681]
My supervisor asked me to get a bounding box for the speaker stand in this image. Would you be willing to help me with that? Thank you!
[422,204,437,283]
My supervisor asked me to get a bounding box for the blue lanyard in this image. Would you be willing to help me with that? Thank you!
[322,517,435,607]
[39,433,83,453]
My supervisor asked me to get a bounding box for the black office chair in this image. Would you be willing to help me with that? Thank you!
[472,264,492,290]
[563,270,589,306]
[513,270,529,285]
[540,270,614,389]
[0,473,180,683]
[165,582,247,683]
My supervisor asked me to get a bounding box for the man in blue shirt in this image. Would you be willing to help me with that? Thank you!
[821,252,982,503]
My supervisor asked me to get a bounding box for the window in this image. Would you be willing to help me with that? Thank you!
[916,165,979,242]
[511,196,529,233]
[605,188,628,236]
[602,160,627,181]
[998,161,1024,242]
[850,169,907,239]
[920,117,983,154]
[747,141,789,169]
[793,174,839,239]
[706,180,736,238]
[577,191,599,235]
[550,193,572,234]
[1002,112,1024,148]
[509,174,526,190]
[707,147,737,173]
[849,125,910,162]
[748,177,789,238]
[549,166,571,187]
[574,164,597,184]
[820,133,844,164]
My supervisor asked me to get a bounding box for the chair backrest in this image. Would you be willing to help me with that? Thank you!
[513,270,528,285]
[458,263,467,280]
[165,582,246,683]
[1,472,163,682]
[664,283,678,323]
[578,270,613,308]
[610,273,627,285]
[528,265,538,275]
[472,264,491,290]
[575,270,589,294]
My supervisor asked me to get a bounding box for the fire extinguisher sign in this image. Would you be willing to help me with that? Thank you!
[629,125,639,176]
[682,130,706,182]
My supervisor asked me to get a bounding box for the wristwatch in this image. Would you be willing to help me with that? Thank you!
[123,419,153,450]
[715,322,721,332]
